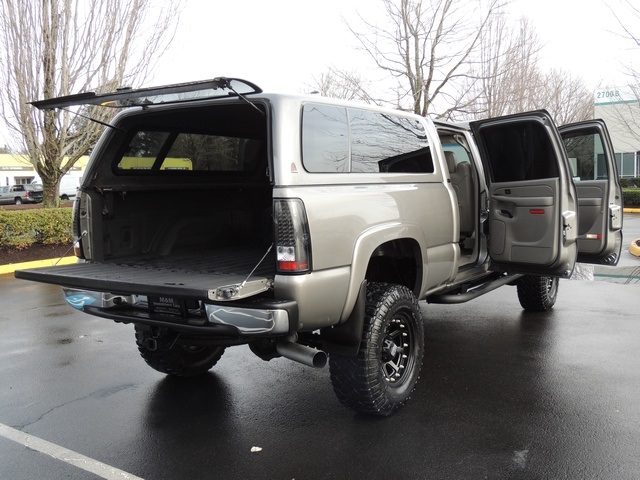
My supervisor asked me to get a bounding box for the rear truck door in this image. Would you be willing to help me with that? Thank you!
[470,111,578,277]
[558,120,623,265]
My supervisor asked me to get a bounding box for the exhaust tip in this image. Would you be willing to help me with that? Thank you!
[310,350,327,369]
[276,341,327,368]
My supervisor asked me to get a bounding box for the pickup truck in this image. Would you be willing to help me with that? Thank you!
[16,78,623,416]
[0,184,44,205]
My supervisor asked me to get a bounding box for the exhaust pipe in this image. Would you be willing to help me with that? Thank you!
[276,341,327,368]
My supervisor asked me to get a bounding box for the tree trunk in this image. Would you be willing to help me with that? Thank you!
[40,172,61,208]
[0,0,181,208]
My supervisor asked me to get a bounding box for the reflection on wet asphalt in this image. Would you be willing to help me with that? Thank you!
[1,273,639,479]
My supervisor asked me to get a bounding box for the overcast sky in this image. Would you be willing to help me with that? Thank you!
[154,0,637,93]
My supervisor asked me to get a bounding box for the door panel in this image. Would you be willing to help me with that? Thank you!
[576,182,606,254]
[559,120,623,265]
[470,111,578,277]
[489,181,559,265]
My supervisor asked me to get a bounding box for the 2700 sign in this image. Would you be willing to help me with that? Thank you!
[596,90,621,99]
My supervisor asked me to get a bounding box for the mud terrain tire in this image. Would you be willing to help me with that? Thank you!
[329,283,425,417]
[516,275,559,312]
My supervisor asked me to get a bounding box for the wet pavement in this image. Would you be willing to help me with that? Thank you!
[594,212,640,283]
[0,217,639,479]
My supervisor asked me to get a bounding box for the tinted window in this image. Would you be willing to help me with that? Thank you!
[117,131,262,172]
[301,104,349,173]
[479,121,559,182]
[562,128,608,181]
[350,109,432,173]
[113,102,266,175]
[302,103,432,174]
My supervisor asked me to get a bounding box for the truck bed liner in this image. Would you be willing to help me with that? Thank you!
[15,246,275,301]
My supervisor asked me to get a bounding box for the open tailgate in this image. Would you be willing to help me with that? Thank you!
[15,257,272,302]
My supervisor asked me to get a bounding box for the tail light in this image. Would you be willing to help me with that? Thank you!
[273,198,311,273]
[25,191,30,199]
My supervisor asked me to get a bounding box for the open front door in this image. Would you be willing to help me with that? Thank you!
[470,111,578,277]
[559,120,623,265]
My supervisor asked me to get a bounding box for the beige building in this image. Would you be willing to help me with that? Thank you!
[594,86,640,178]
[0,154,88,187]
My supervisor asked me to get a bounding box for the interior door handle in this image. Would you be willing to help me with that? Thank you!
[500,209,513,218]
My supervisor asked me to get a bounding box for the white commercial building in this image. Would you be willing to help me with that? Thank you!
[0,154,88,199]
[594,86,640,178]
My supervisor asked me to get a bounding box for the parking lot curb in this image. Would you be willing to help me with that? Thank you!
[0,256,76,276]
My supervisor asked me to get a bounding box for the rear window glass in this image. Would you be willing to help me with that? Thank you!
[117,131,262,173]
[113,102,267,175]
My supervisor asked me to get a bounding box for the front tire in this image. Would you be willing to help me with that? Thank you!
[135,325,225,377]
[329,283,425,417]
[516,275,559,311]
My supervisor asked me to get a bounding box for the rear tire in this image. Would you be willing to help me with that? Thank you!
[14,197,22,205]
[516,275,559,311]
[329,283,425,417]
[135,325,225,377]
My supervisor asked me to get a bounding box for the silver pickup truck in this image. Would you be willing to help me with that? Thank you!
[0,184,44,205]
[17,78,623,416]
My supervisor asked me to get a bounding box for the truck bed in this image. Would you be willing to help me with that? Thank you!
[15,246,275,301]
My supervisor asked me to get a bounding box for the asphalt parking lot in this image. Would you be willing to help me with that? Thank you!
[1,216,639,479]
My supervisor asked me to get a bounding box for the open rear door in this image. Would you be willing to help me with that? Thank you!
[470,111,578,277]
[559,120,623,265]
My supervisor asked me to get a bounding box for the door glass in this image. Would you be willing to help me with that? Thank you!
[479,122,560,182]
[562,129,607,181]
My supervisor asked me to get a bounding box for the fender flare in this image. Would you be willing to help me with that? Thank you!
[339,222,427,322]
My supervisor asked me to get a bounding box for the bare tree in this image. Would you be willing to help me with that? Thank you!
[307,67,378,103]
[465,16,542,119]
[459,16,592,124]
[348,0,507,117]
[543,69,593,125]
[608,0,640,47]
[0,0,180,207]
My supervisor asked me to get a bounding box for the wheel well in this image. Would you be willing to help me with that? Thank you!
[365,239,422,295]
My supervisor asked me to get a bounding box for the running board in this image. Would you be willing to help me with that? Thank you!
[428,274,524,304]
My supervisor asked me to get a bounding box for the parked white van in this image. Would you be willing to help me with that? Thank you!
[32,174,82,200]
[59,175,81,200]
